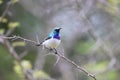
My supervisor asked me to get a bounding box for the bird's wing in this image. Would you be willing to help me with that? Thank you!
[36,36,52,46]
[44,36,52,41]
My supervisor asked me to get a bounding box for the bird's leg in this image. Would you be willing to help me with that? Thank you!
[52,48,60,66]
[53,48,58,54]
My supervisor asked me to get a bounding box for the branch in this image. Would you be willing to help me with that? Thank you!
[53,49,96,80]
[4,38,21,61]
[3,35,39,45]
[20,51,28,59]
[0,0,12,22]
[0,35,36,80]
[3,39,27,79]
[1,35,97,80]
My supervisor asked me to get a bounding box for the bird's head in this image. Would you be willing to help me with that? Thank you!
[49,28,62,38]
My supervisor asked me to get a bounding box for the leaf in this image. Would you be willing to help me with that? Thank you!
[8,22,20,28]
[21,60,32,69]
[12,41,26,47]
[14,63,22,75]
[33,70,50,79]
[13,61,23,77]
[0,0,3,5]
[0,29,5,34]
[11,0,19,4]
[0,17,8,23]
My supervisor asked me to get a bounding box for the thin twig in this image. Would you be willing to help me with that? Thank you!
[4,39,21,61]
[5,28,15,36]
[20,51,28,59]
[3,35,39,45]
[0,0,12,21]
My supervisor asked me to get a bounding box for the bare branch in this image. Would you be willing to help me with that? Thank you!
[1,36,35,80]
[0,0,12,22]
[20,51,28,59]
[58,52,96,80]
[53,49,97,80]
[2,35,97,80]
[3,35,39,45]
[5,28,15,36]
[4,39,20,61]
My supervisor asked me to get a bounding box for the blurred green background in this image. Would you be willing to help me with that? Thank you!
[0,0,120,80]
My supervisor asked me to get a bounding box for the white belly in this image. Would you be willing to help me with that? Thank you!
[42,38,61,49]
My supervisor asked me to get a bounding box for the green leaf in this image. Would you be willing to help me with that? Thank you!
[12,0,19,4]
[0,17,8,23]
[0,29,5,34]
[21,60,32,69]
[12,41,26,47]
[33,70,50,80]
[8,22,20,29]
[0,0,3,5]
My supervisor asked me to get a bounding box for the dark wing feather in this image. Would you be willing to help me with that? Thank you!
[44,36,52,41]
[36,36,52,46]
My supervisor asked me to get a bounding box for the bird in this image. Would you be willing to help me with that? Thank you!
[37,28,62,52]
